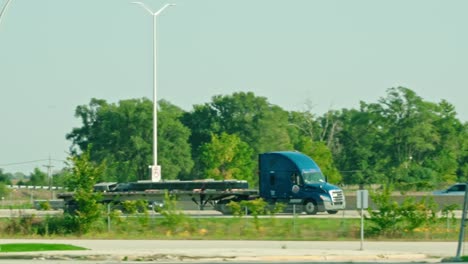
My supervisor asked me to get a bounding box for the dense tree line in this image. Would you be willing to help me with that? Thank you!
[65,87,467,190]
[0,168,52,187]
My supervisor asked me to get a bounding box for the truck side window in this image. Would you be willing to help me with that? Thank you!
[296,174,302,186]
[291,173,303,186]
[291,173,297,184]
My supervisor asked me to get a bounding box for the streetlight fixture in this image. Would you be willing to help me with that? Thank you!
[132,2,175,182]
[0,0,14,28]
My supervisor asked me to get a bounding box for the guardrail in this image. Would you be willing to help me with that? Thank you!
[7,185,63,190]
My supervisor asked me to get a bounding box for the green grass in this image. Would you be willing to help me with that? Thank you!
[77,216,459,241]
[442,256,468,262]
[0,243,87,252]
[0,213,460,241]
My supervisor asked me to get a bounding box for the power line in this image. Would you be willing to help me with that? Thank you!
[0,159,65,167]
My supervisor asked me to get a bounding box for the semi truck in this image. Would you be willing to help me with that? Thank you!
[58,151,346,215]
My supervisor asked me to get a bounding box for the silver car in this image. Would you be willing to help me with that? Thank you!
[433,183,466,195]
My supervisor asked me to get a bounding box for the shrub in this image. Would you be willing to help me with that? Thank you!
[228,198,285,233]
[39,201,52,211]
[36,215,80,236]
[157,192,191,235]
[366,186,438,237]
[3,214,40,235]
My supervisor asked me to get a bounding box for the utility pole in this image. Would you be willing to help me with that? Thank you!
[43,156,54,199]
[456,183,468,260]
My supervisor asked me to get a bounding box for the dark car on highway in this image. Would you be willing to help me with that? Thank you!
[433,183,466,195]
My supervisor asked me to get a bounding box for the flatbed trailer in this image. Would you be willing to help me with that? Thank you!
[57,180,258,213]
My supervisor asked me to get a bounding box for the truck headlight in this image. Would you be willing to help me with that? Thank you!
[319,195,331,201]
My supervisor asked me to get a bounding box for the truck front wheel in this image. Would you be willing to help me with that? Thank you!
[304,200,318,215]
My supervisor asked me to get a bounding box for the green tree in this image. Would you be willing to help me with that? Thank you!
[329,106,386,185]
[28,168,48,186]
[428,100,464,186]
[157,100,194,180]
[65,148,104,235]
[199,133,255,184]
[51,168,70,187]
[287,109,322,150]
[305,141,342,184]
[458,123,468,182]
[0,169,12,184]
[373,87,440,188]
[183,92,293,179]
[328,87,466,189]
[287,110,342,184]
[67,98,152,182]
[67,98,193,182]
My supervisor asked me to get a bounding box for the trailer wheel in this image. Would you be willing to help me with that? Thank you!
[304,200,318,215]
[327,210,338,214]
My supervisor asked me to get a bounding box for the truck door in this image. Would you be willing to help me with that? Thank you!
[269,171,291,198]
[263,171,289,199]
[268,172,277,198]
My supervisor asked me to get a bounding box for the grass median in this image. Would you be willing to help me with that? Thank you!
[0,243,87,252]
[0,214,459,241]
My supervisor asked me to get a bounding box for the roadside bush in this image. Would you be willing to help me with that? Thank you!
[36,214,80,236]
[228,198,285,216]
[366,186,438,237]
[2,213,106,237]
[227,200,242,215]
[157,192,192,235]
[38,201,52,211]
[121,200,148,214]
[241,199,267,232]
[439,204,458,227]
[3,214,40,235]
[228,198,285,233]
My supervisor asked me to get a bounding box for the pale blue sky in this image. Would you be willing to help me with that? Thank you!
[1,0,467,174]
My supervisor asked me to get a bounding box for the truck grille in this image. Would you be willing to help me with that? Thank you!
[330,190,345,205]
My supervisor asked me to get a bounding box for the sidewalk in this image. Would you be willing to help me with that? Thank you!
[0,239,460,262]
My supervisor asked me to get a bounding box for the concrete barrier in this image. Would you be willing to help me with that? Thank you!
[344,192,463,210]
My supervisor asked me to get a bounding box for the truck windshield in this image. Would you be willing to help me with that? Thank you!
[302,171,325,184]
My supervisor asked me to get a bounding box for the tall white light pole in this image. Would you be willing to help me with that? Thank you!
[0,0,14,28]
[132,2,175,182]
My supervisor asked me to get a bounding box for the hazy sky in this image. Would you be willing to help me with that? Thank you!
[1,0,467,175]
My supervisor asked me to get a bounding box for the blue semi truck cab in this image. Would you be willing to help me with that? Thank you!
[258,151,345,214]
